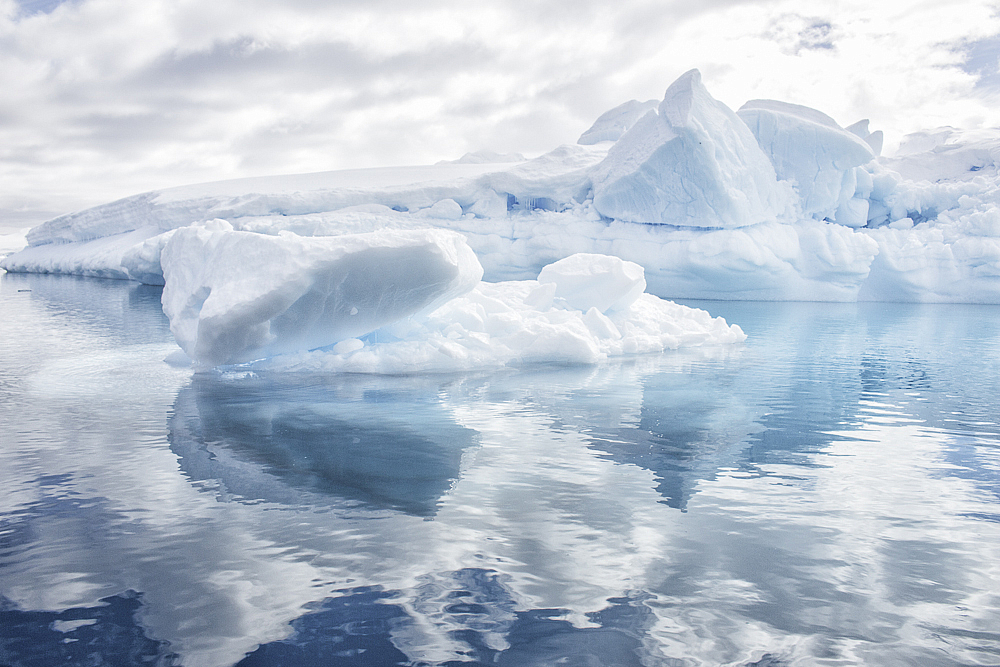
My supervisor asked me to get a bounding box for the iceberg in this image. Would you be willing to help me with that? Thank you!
[4,68,1000,305]
[251,251,746,374]
[161,225,744,370]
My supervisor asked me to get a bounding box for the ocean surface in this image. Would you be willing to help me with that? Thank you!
[1,271,998,667]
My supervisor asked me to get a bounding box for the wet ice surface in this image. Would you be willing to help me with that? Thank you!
[1,273,999,667]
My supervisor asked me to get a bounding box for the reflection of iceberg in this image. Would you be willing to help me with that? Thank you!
[170,373,478,516]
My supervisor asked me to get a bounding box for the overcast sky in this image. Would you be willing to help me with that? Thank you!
[2,0,999,230]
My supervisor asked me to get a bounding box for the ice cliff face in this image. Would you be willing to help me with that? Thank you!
[4,68,1000,306]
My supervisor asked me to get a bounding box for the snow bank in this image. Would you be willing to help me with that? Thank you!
[162,225,482,366]
[590,69,789,227]
[5,68,1000,304]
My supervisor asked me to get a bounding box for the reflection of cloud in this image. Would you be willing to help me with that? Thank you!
[7,277,1000,665]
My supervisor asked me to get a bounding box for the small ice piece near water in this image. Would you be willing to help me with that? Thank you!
[161,226,482,366]
[537,252,646,313]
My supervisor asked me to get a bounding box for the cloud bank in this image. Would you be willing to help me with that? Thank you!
[1,0,999,229]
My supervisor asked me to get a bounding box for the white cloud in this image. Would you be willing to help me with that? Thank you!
[1,0,999,230]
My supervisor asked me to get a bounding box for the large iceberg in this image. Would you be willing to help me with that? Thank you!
[4,68,1000,305]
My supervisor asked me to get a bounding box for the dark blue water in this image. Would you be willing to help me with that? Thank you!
[1,272,999,667]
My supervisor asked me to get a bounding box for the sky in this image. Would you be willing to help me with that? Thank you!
[2,0,1000,231]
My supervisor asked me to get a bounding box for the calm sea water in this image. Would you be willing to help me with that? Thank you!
[1,272,998,667]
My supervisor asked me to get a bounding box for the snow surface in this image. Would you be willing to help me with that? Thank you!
[4,68,1000,307]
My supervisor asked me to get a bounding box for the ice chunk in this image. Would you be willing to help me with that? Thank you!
[737,100,874,221]
[577,99,659,145]
[161,227,483,366]
[537,253,646,313]
[256,254,746,374]
[423,199,464,220]
[845,119,883,156]
[590,69,788,227]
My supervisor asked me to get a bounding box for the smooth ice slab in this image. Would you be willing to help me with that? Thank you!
[161,224,483,366]
[590,69,788,227]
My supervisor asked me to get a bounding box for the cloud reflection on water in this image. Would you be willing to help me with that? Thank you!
[2,275,999,666]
